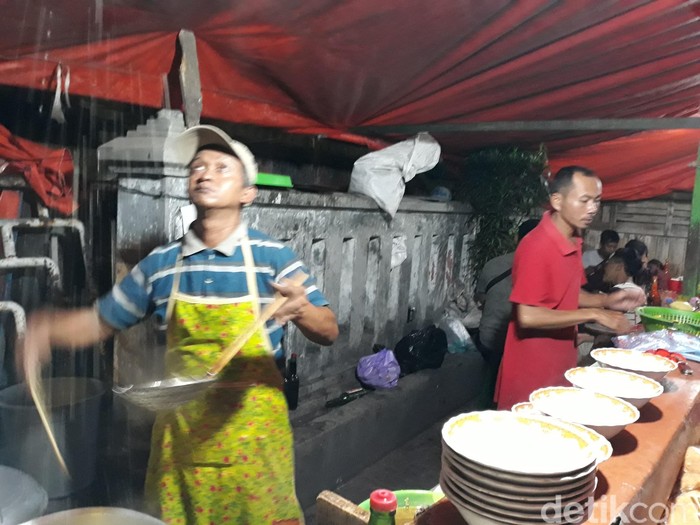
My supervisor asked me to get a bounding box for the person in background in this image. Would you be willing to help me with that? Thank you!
[582,229,619,274]
[495,166,646,410]
[647,258,663,276]
[625,239,649,268]
[474,218,539,406]
[636,258,662,296]
[602,248,645,324]
[17,125,339,524]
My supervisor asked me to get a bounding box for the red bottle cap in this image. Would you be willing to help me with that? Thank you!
[369,489,397,513]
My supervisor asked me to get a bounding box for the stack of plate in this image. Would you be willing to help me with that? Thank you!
[440,411,599,525]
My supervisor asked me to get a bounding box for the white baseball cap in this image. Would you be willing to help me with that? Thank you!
[172,125,258,185]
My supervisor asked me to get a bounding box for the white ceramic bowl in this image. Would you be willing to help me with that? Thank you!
[441,446,597,490]
[590,348,677,381]
[511,402,545,416]
[441,462,596,505]
[440,472,593,525]
[530,387,639,439]
[565,366,664,408]
[441,411,597,476]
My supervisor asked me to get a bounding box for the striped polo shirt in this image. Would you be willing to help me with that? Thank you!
[97,224,329,359]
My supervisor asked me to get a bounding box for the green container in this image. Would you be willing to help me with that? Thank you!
[358,490,444,517]
[637,306,700,336]
[255,172,293,188]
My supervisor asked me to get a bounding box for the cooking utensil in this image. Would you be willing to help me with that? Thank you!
[114,273,307,411]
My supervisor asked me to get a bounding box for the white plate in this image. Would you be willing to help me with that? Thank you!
[565,366,663,408]
[441,411,597,476]
[590,348,677,381]
[530,387,639,439]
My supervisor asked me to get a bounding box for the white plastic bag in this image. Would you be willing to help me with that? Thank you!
[437,312,476,354]
[349,133,441,217]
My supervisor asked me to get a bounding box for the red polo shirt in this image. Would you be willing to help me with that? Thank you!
[494,211,586,409]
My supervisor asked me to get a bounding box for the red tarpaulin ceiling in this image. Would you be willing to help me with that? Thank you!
[0,0,698,200]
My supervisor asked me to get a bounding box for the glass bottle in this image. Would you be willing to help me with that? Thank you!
[284,353,299,410]
[368,489,397,525]
[324,387,368,408]
[649,276,661,307]
[661,260,672,291]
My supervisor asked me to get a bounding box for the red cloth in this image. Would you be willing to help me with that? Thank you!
[548,130,700,201]
[0,125,74,215]
[495,211,585,409]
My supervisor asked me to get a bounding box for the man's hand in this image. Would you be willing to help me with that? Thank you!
[270,277,311,325]
[603,288,647,312]
[594,309,634,334]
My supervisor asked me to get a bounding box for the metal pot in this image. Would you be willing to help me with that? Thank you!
[18,507,165,525]
[0,466,47,525]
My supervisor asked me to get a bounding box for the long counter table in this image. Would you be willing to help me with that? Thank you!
[414,362,700,525]
[317,363,700,525]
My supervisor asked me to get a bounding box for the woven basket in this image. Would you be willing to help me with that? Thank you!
[637,306,700,336]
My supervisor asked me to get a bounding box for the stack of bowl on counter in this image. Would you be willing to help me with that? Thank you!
[440,347,680,525]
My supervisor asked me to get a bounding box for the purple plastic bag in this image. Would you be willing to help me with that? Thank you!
[356,348,400,389]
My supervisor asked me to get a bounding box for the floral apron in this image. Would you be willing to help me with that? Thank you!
[144,236,302,525]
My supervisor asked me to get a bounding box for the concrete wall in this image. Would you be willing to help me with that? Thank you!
[247,191,475,411]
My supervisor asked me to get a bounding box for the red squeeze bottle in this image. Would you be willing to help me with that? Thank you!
[368,489,397,525]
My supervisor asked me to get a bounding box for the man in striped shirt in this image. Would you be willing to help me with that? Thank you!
[18,124,338,524]
[97,216,332,362]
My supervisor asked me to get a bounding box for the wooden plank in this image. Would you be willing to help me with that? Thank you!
[315,490,369,525]
[354,118,700,134]
[683,145,700,295]
[178,29,202,127]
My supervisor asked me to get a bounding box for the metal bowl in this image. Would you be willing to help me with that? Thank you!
[113,376,217,412]
[19,507,165,524]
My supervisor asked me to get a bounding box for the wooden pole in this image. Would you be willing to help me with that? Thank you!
[682,144,700,297]
[178,29,202,127]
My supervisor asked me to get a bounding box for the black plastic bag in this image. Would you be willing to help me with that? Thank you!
[394,325,447,375]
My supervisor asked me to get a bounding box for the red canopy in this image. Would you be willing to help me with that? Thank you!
[549,129,700,201]
[0,125,74,214]
[0,1,698,200]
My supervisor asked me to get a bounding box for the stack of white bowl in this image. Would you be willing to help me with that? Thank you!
[441,411,601,525]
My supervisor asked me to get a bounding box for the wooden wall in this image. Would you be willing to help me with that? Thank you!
[585,193,691,276]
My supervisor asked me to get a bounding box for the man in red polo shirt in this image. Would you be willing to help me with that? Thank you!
[495,166,646,409]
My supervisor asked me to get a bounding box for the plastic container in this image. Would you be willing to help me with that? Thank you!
[360,490,444,523]
[255,172,293,188]
[0,377,105,498]
[637,306,700,336]
[0,465,48,524]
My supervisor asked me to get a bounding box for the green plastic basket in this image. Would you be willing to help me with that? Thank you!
[637,306,700,336]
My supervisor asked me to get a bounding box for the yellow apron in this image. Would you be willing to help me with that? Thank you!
[144,236,302,525]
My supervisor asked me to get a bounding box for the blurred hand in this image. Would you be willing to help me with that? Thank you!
[594,309,633,334]
[16,311,54,382]
[604,288,647,312]
[270,277,310,325]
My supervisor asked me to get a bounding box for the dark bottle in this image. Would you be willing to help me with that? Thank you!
[324,387,368,408]
[284,353,300,410]
[368,489,397,525]
[649,276,661,306]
